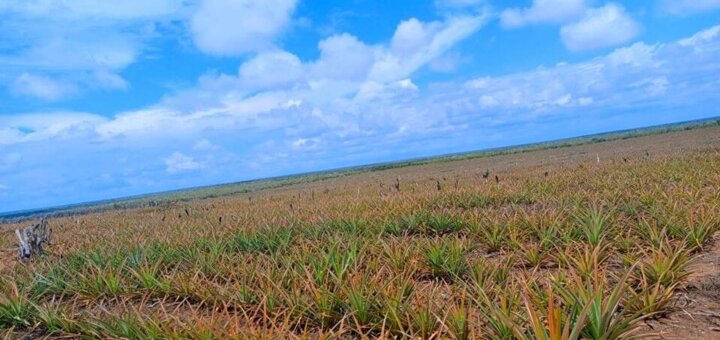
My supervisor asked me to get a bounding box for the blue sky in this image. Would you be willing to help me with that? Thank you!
[0,0,719,212]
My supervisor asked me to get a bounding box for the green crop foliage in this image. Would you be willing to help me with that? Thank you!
[0,134,718,338]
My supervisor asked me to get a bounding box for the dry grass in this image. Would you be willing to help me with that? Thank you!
[0,134,719,338]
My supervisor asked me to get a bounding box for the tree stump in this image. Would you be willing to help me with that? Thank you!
[15,218,52,260]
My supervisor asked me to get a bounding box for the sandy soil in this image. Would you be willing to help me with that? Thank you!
[642,231,720,339]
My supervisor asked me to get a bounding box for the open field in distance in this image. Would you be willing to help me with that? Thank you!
[2,117,719,222]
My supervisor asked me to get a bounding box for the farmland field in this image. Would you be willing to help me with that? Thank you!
[1,125,719,339]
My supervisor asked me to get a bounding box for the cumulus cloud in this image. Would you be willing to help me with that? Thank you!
[0,0,188,102]
[92,70,130,91]
[8,70,130,101]
[660,0,720,15]
[679,25,720,52]
[158,24,715,144]
[164,152,204,173]
[194,139,220,151]
[96,108,189,140]
[0,32,141,71]
[291,137,322,151]
[369,14,489,82]
[0,112,107,145]
[391,18,444,56]
[500,0,586,28]
[4,23,717,148]
[0,1,181,20]
[630,77,669,96]
[607,42,661,67]
[96,91,301,141]
[175,13,489,111]
[239,50,304,89]
[310,34,377,81]
[456,39,669,113]
[355,78,419,101]
[2,17,720,211]
[560,3,641,52]
[11,73,78,101]
[498,2,640,53]
[190,0,298,56]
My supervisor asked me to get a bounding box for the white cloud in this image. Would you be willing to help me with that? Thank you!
[390,18,443,56]
[96,108,185,139]
[310,34,377,82]
[369,14,489,82]
[463,69,597,112]
[9,70,128,101]
[164,152,204,173]
[176,13,488,111]
[291,137,322,151]
[190,0,298,56]
[0,0,186,100]
[4,24,718,150]
[0,1,182,20]
[97,91,297,140]
[36,16,715,150]
[194,139,220,151]
[11,73,78,101]
[239,50,304,89]
[3,24,720,211]
[607,42,660,67]
[478,95,499,108]
[0,112,107,145]
[631,77,669,96]
[660,0,720,15]
[453,34,717,114]
[560,3,641,52]
[0,33,141,71]
[355,78,419,102]
[679,25,720,52]
[91,70,130,91]
[500,0,586,28]
[396,79,419,91]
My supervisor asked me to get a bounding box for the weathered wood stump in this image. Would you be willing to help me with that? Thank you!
[15,218,52,260]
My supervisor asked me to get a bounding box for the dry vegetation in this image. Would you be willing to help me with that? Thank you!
[0,128,719,339]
